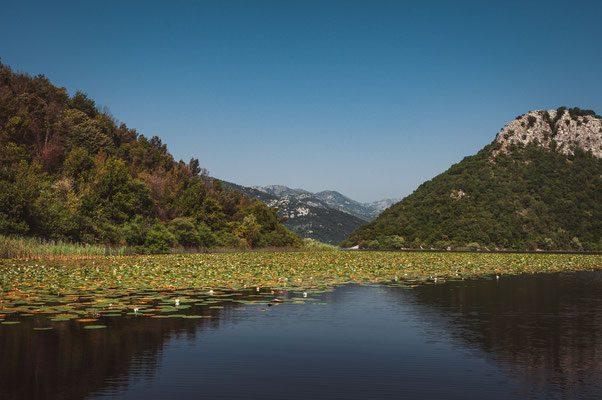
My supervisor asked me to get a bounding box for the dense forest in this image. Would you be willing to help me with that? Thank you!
[343,114,602,251]
[0,61,301,252]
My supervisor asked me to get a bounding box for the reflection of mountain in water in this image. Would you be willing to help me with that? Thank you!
[395,271,602,397]
[0,291,281,400]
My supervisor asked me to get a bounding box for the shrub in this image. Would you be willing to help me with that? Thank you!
[527,115,537,127]
[214,231,244,248]
[169,217,201,247]
[466,242,481,251]
[360,240,380,249]
[197,222,216,247]
[302,238,336,250]
[379,235,405,249]
[570,237,583,251]
[144,223,176,254]
[123,216,148,246]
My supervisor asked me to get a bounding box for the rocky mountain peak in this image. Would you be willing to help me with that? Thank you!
[494,107,602,158]
[251,185,310,197]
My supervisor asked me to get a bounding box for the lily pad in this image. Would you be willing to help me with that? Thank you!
[83,325,107,329]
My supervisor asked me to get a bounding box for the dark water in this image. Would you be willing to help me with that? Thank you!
[1,271,601,400]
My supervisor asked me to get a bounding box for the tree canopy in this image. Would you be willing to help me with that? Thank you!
[342,139,602,251]
[0,62,301,252]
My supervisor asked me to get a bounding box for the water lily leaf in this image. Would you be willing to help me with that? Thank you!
[83,325,107,329]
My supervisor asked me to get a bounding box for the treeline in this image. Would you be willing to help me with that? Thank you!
[0,61,301,253]
[343,139,602,251]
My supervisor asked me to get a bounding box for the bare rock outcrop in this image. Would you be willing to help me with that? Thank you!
[494,108,602,158]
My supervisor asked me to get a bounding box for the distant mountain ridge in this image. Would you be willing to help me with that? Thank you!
[223,183,397,245]
[251,185,398,221]
[343,107,602,251]
[313,190,398,221]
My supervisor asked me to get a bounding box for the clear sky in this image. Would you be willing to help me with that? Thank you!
[2,0,601,202]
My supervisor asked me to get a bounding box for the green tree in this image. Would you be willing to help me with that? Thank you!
[169,217,201,247]
[144,223,176,254]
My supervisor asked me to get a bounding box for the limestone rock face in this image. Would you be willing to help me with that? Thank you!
[494,109,602,158]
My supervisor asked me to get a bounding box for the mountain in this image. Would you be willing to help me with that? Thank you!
[250,185,310,198]
[251,185,397,221]
[223,183,395,245]
[0,61,301,251]
[343,107,602,251]
[313,190,398,221]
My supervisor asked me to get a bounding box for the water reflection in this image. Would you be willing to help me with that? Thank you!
[0,272,600,399]
[397,271,602,398]
[1,312,197,399]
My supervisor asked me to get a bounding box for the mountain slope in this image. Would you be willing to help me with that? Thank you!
[223,182,368,245]
[313,190,398,221]
[0,62,301,251]
[343,108,602,251]
[247,185,397,221]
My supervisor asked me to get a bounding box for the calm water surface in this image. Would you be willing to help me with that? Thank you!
[1,271,601,399]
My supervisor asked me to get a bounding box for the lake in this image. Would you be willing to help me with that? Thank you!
[1,269,600,399]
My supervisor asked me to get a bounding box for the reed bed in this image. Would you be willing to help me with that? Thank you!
[0,235,126,260]
[0,235,334,260]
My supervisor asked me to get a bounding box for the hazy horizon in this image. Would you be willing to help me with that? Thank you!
[2,0,601,202]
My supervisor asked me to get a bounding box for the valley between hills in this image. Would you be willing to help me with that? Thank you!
[1,60,601,253]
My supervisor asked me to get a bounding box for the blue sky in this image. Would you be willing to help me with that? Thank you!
[2,0,601,202]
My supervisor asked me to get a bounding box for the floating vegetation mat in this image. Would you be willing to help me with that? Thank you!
[0,251,599,328]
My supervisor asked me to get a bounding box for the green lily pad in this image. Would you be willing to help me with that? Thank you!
[83,325,107,329]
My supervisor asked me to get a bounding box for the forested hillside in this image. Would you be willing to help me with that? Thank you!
[0,62,301,252]
[343,109,602,251]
